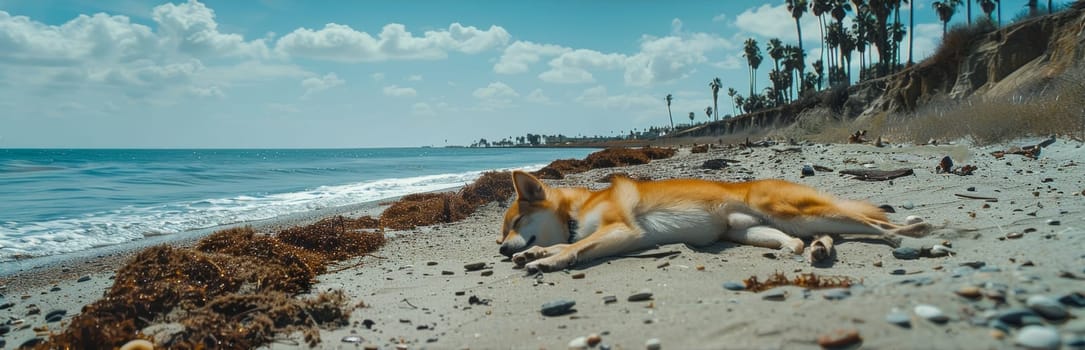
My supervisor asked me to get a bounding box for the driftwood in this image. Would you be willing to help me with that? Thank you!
[839,168,914,181]
[954,193,999,202]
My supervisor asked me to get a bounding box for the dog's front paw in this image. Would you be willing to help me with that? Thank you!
[512,246,549,267]
[525,254,574,273]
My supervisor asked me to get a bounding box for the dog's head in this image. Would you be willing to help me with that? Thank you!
[497,171,570,257]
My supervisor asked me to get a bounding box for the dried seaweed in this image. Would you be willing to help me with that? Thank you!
[535,147,676,179]
[742,271,859,292]
[379,192,473,230]
[459,171,515,206]
[47,222,384,349]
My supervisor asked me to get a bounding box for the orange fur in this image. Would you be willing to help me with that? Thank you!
[500,171,930,272]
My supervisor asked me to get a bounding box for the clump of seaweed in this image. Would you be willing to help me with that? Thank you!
[534,147,676,179]
[379,192,473,230]
[47,222,384,349]
[743,271,859,292]
[459,171,515,206]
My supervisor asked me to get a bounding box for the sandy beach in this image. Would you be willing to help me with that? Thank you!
[3,138,1084,349]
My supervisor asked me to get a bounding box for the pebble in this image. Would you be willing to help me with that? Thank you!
[441,270,454,275]
[341,336,363,343]
[801,165,815,176]
[0,324,9,335]
[928,245,954,257]
[996,308,1039,326]
[571,273,585,279]
[426,261,438,266]
[1014,326,1060,350]
[480,270,494,277]
[1026,295,1068,320]
[914,304,948,323]
[76,275,90,282]
[1058,292,1085,307]
[541,299,576,316]
[892,247,920,260]
[955,286,982,299]
[587,333,601,347]
[49,286,61,292]
[885,310,911,328]
[603,295,617,304]
[890,269,906,275]
[568,336,588,350]
[645,338,661,350]
[20,338,44,349]
[1065,335,1085,348]
[816,329,862,348]
[1006,232,1024,239]
[702,159,729,170]
[960,261,986,269]
[463,262,486,271]
[901,201,915,210]
[0,302,11,310]
[45,309,66,323]
[761,289,787,301]
[628,289,653,302]
[722,281,746,291]
[823,289,851,300]
[1046,219,1060,226]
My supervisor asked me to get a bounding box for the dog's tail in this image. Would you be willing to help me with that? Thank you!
[835,199,894,229]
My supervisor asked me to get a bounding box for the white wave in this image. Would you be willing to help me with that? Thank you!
[0,164,543,262]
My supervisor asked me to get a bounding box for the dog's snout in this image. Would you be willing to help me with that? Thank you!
[499,244,514,257]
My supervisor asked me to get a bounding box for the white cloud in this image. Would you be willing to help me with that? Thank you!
[734,4,822,43]
[472,81,519,110]
[412,102,435,116]
[0,11,157,65]
[301,73,344,98]
[539,49,626,84]
[151,0,269,58]
[493,41,571,74]
[671,18,683,34]
[190,85,224,98]
[575,85,656,110]
[525,89,551,104]
[472,81,519,99]
[371,72,385,81]
[274,22,510,62]
[407,74,423,81]
[383,85,417,97]
[712,13,728,23]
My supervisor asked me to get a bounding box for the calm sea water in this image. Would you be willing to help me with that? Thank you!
[0,148,593,263]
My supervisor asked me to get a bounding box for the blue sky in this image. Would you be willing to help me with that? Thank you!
[0,0,1001,148]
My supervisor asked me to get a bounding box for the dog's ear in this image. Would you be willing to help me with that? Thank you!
[512,171,547,202]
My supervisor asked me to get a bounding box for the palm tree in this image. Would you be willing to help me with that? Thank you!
[996,0,1002,25]
[909,0,916,63]
[743,38,763,96]
[933,0,960,36]
[688,112,695,125]
[709,77,722,122]
[812,59,825,89]
[767,38,785,74]
[726,88,738,115]
[811,0,834,81]
[705,106,713,122]
[979,0,997,22]
[788,0,810,55]
[965,0,972,23]
[665,94,674,130]
[830,0,852,84]
[1027,0,1038,16]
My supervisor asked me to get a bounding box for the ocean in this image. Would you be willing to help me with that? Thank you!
[0,148,594,264]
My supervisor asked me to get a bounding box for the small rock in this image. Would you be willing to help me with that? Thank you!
[76,276,90,282]
[761,289,787,301]
[1046,219,1060,226]
[886,310,911,328]
[1026,295,1068,320]
[571,272,585,279]
[955,286,982,299]
[893,247,920,260]
[480,270,494,277]
[1006,232,1024,239]
[342,336,363,343]
[1065,335,1085,348]
[960,261,986,269]
[816,329,862,348]
[928,244,954,257]
[45,309,66,323]
[645,338,661,350]
[722,281,746,291]
[801,165,815,176]
[587,333,602,347]
[890,269,906,275]
[628,289,653,302]
[541,299,576,316]
[1015,326,1060,350]
[20,338,44,349]
[0,302,12,310]
[463,262,486,271]
[914,304,948,323]
[1058,292,1085,307]
[901,201,915,210]
[426,261,438,266]
[0,324,10,335]
[823,289,851,300]
[49,287,61,292]
[702,159,729,170]
[996,308,1039,326]
[603,295,617,304]
[568,336,588,350]
[441,270,454,275]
